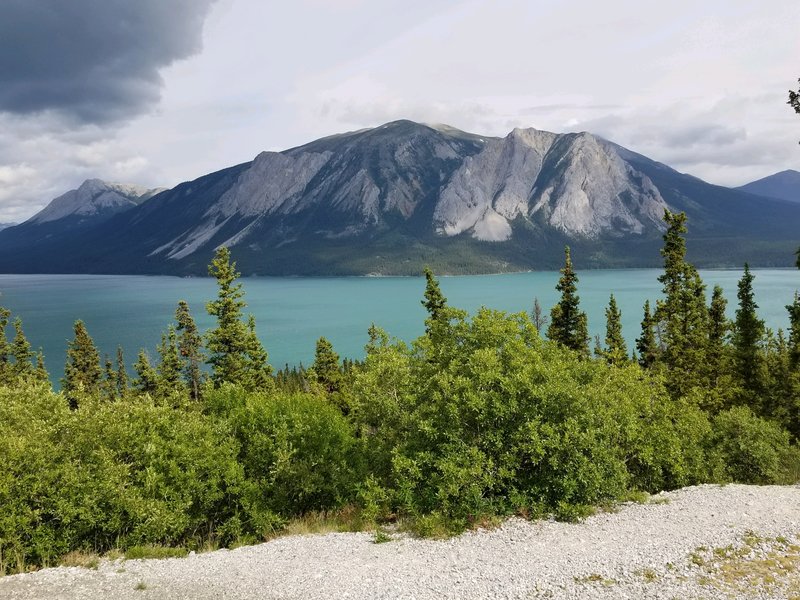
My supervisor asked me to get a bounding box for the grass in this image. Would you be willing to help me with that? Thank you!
[134,581,148,591]
[59,551,100,570]
[125,545,188,560]
[263,505,367,542]
[690,531,800,597]
[573,573,616,586]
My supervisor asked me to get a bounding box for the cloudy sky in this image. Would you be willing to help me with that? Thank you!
[1,0,799,222]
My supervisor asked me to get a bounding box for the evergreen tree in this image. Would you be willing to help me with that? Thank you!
[244,314,272,390]
[175,300,204,401]
[62,320,102,405]
[101,354,117,401]
[655,211,709,397]
[547,246,589,356]
[133,349,158,395]
[34,351,48,383]
[10,318,34,379]
[0,307,10,382]
[785,292,800,370]
[206,247,272,390]
[636,300,658,369]
[313,336,342,394]
[156,326,183,394]
[116,346,128,397]
[733,264,765,399]
[707,285,729,386]
[598,294,627,365]
[422,267,447,334]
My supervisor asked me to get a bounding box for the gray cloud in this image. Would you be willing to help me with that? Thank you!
[0,0,216,123]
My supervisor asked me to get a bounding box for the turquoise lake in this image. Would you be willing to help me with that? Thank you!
[0,269,798,385]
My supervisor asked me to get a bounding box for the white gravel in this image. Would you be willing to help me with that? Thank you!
[2,484,799,600]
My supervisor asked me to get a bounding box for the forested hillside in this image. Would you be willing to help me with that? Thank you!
[1,210,798,574]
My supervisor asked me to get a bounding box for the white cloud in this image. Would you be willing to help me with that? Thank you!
[1,0,799,221]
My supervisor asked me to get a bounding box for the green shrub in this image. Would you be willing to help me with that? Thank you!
[711,406,799,484]
[210,386,362,531]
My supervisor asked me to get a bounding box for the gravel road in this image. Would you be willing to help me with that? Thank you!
[2,484,799,600]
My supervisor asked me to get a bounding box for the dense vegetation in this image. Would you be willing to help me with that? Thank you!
[0,212,798,574]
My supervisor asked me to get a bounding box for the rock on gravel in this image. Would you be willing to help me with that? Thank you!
[1,484,799,600]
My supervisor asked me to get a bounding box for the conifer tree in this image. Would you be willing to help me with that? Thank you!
[422,267,447,333]
[0,307,10,381]
[733,264,765,399]
[244,314,272,390]
[175,300,204,400]
[206,248,271,390]
[101,354,117,400]
[156,326,183,394]
[598,294,627,365]
[62,320,102,405]
[34,351,48,384]
[10,318,34,379]
[133,349,158,395]
[636,300,658,369]
[547,246,589,356]
[788,292,800,369]
[707,284,729,385]
[115,346,128,397]
[313,336,342,394]
[655,211,709,397]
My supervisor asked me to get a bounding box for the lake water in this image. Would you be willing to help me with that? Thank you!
[0,269,798,385]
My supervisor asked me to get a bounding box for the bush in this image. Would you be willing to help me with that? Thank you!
[711,406,800,484]
[350,309,716,529]
[210,386,362,533]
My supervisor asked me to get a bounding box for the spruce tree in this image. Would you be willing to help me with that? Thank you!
[156,326,183,394]
[116,346,128,397]
[10,318,34,379]
[34,351,49,384]
[62,320,102,405]
[787,292,800,369]
[655,211,709,397]
[244,314,272,390]
[313,336,341,394]
[0,307,10,382]
[636,300,658,369]
[547,246,589,356]
[733,264,765,399]
[422,267,447,333]
[101,354,117,400]
[206,247,272,389]
[707,284,729,386]
[598,294,627,365]
[175,300,204,400]
[133,349,158,395]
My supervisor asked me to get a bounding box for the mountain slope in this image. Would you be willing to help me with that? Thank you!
[737,169,800,203]
[0,121,798,275]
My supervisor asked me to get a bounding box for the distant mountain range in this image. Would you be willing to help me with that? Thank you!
[737,169,800,204]
[0,222,15,231]
[0,120,798,275]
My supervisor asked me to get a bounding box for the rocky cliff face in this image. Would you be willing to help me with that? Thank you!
[432,128,668,241]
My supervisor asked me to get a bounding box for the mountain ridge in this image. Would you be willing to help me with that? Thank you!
[1,120,798,275]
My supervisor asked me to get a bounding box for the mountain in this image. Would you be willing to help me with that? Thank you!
[0,121,798,275]
[0,223,15,231]
[0,179,165,257]
[737,169,800,203]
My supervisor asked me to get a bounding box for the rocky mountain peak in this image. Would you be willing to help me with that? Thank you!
[28,179,162,224]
